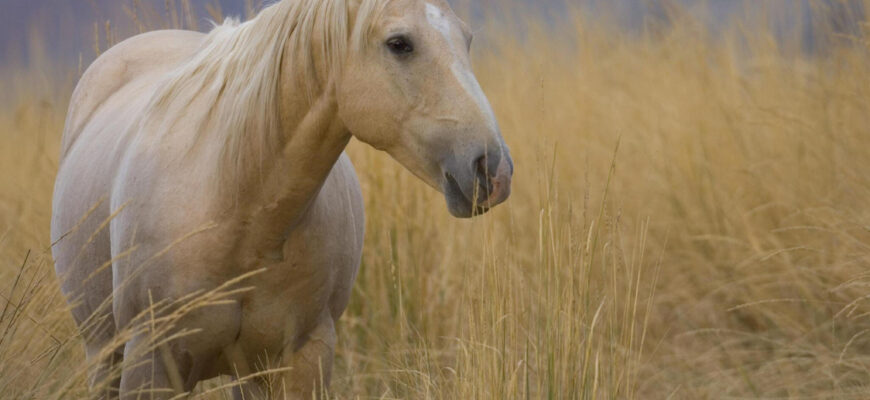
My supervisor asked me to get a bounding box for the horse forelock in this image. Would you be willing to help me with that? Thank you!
[139,0,392,193]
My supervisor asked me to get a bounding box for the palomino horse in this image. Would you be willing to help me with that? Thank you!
[51,0,512,398]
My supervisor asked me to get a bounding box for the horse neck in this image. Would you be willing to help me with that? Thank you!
[233,62,351,251]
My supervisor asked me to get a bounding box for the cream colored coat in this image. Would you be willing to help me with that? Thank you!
[51,0,512,398]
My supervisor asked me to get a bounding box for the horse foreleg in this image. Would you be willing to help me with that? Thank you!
[231,378,268,400]
[85,342,124,400]
[280,315,337,400]
[224,342,268,400]
[118,333,186,400]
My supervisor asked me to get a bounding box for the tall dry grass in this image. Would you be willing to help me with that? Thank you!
[2,0,870,398]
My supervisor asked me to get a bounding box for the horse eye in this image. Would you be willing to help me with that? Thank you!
[386,36,414,56]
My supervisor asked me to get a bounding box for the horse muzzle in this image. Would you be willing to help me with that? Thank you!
[442,145,513,218]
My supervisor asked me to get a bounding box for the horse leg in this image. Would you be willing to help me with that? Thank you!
[75,305,123,399]
[280,315,337,400]
[227,317,339,400]
[225,342,267,400]
[85,341,123,400]
[231,378,268,400]
[118,333,188,400]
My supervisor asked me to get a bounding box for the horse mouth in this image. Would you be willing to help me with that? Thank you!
[443,172,491,218]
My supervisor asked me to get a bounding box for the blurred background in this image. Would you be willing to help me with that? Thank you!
[2,1,870,399]
[3,0,866,67]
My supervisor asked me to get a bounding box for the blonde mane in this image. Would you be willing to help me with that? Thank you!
[140,0,390,191]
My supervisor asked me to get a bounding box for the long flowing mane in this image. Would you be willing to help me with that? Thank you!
[139,0,389,190]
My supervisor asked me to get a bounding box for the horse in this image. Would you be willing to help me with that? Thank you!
[50,0,512,398]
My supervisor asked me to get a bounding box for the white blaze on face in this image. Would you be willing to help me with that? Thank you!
[450,61,499,134]
[425,2,453,38]
[425,3,499,134]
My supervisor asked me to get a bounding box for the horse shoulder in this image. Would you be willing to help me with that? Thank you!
[61,29,206,160]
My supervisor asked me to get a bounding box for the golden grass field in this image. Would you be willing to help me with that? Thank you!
[2,1,870,398]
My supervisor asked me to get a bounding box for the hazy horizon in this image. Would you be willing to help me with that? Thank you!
[1,0,864,67]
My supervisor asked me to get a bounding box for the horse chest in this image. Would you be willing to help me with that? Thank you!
[237,257,335,350]
[135,156,364,365]
[234,204,361,355]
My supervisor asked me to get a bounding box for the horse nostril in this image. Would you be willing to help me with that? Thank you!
[474,154,494,199]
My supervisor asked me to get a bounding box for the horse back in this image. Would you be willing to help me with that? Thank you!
[60,29,205,161]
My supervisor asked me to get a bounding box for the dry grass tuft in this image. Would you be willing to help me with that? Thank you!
[2,0,870,398]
